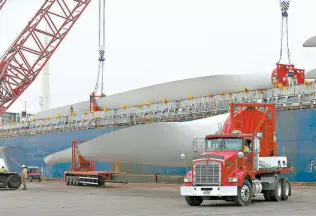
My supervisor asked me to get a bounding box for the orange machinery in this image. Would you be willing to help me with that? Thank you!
[89,93,105,112]
[271,63,305,87]
[64,140,113,186]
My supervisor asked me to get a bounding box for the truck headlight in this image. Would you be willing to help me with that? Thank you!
[228,177,238,183]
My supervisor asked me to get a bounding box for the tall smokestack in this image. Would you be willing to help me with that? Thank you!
[39,23,50,112]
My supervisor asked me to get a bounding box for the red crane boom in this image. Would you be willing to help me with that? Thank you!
[0,0,92,115]
[0,0,7,10]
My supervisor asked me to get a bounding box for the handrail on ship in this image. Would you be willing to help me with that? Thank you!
[0,83,316,138]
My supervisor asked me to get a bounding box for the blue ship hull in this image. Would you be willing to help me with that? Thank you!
[0,109,316,182]
[0,126,186,177]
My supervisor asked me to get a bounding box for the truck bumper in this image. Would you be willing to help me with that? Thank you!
[180,186,238,197]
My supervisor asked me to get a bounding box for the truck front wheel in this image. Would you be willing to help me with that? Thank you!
[235,180,252,206]
[185,196,203,206]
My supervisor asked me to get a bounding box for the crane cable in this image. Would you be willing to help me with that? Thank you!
[93,0,106,96]
[3,151,22,167]
[278,0,291,64]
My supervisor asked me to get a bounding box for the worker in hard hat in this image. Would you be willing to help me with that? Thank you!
[293,74,298,85]
[272,74,279,87]
[70,106,74,115]
[287,69,294,86]
[0,166,6,172]
[21,164,28,190]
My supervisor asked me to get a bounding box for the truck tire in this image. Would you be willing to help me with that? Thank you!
[234,180,252,206]
[263,191,272,201]
[7,174,22,189]
[270,178,282,202]
[184,196,203,206]
[74,177,79,186]
[66,176,70,185]
[281,178,290,201]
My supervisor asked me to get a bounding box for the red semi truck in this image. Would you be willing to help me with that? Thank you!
[180,103,295,206]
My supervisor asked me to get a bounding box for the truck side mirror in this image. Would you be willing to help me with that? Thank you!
[254,138,260,154]
[193,139,197,153]
[180,153,188,175]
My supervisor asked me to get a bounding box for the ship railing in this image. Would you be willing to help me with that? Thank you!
[2,84,316,137]
[0,101,299,137]
[0,101,266,137]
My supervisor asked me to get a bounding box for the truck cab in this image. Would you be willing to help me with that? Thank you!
[180,103,295,206]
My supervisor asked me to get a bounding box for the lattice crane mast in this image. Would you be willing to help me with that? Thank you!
[0,0,92,116]
[0,0,7,10]
[271,0,305,88]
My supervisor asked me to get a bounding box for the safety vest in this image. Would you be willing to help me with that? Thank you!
[244,145,249,153]
[21,168,28,178]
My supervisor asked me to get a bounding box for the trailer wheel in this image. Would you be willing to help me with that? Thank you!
[235,180,252,206]
[270,179,282,202]
[74,177,79,186]
[66,177,70,185]
[70,177,74,186]
[184,196,203,206]
[281,178,290,201]
[72,177,76,186]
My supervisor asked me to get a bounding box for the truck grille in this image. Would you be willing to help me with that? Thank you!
[193,161,221,185]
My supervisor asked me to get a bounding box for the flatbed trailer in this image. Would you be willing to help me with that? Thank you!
[64,140,126,187]
[64,171,113,186]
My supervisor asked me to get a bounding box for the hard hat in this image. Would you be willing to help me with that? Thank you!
[22,164,26,168]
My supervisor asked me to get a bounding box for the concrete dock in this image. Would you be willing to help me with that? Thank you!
[1,182,316,215]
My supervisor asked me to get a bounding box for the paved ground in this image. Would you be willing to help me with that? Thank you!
[1,182,316,216]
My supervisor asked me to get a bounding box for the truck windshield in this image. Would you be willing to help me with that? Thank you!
[205,138,242,151]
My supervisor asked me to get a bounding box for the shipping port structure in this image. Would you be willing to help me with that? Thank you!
[0,0,316,184]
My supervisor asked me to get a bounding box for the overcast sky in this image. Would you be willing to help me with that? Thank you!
[1,0,316,114]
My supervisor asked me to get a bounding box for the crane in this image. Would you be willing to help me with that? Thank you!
[0,0,7,11]
[0,0,92,116]
[90,0,106,112]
